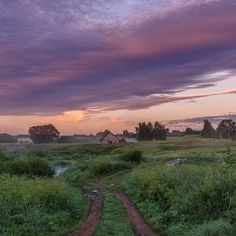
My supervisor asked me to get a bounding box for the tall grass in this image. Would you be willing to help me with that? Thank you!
[0,158,54,177]
[118,150,143,164]
[94,193,134,236]
[62,156,132,186]
[0,175,88,236]
[122,164,236,235]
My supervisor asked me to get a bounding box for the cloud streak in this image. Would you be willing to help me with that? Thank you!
[92,89,236,111]
[166,113,236,131]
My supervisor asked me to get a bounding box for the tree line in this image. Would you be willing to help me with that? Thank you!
[123,119,236,141]
[1,118,236,144]
[135,122,169,141]
[201,119,236,139]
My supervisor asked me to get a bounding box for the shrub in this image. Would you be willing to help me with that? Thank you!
[91,159,114,175]
[91,158,131,176]
[1,158,54,177]
[119,150,142,164]
[62,157,132,186]
[27,158,54,177]
[7,160,29,176]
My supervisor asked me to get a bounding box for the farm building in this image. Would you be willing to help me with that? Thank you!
[100,132,127,144]
[169,130,185,137]
[16,135,32,143]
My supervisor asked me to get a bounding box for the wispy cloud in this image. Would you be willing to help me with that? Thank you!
[90,89,236,111]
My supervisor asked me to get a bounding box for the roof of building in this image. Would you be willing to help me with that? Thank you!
[99,131,127,143]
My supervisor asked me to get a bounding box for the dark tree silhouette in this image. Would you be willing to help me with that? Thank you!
[217,119,236,139]
[136,121,168,141]
[136,122,152,141]
[201,120,217,138]
[123,130,136,138]
[185,128,193,135]
[153,122,168,140]
[28,124,60,143]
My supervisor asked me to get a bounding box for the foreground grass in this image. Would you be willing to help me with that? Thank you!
[1,136,236,235]
[122,164,236,235]
[94,193,134,236]
[0,175,88,236]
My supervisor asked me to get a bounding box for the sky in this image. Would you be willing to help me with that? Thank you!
[0,0,236,134]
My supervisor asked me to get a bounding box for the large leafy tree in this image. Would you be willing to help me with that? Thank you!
[201,120,217,138]
[217,119,236,139]
[136,121,168,141]
[136,122,152,141]
[153,122,168,140]
[185,128,193,135]
[28,124,60,143]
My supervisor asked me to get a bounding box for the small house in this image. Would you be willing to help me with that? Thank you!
[169,130,185,137]
[100,132,127,144]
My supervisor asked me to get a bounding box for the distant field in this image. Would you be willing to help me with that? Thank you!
[1,135,236,160]
[0,136,236,235]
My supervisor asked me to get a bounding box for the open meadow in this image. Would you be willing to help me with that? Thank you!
[0,136,236,236]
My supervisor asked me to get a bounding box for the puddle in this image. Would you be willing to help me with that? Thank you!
[54,165,68,176]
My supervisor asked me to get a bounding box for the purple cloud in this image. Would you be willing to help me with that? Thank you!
[0,0,236,115]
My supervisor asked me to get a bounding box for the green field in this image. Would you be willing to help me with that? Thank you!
[0,136,236,235]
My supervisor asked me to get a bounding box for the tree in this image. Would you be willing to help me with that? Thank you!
[185,128,193,135]
[201,120,217,138]
[28,124,60,143]
[136,122,152,141]
[123,130,136,138]
[135,121,168,141]
[217,119,236,139]
[153,122,168,140]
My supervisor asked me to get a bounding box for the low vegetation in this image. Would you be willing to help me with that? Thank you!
[94,193,134,236]
[0,136,236,235]
[0,158,54,177]
[62,156,132,187]
[122,164,236,235]
[118,149,143,164]
[0,175,88,236]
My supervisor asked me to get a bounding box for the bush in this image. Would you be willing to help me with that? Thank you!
[1,158,54,177]
[62,157,132,186]
[91,158,131,176]
[27,158,54,177]
[119,150,142,164]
